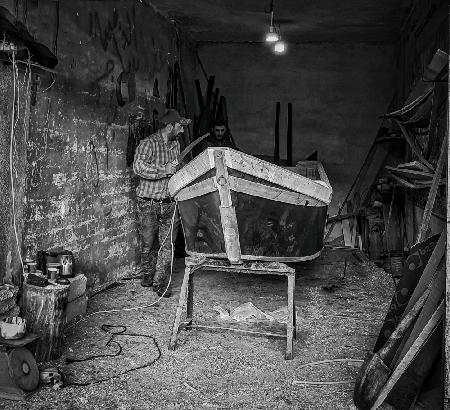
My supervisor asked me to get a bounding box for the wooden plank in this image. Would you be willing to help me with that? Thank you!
[396,121,434,170]
[389,173,418,189]
[385,165,435,180]
[168,148,214,196]
[370,301,444,410]
[223,149,332,205]
[393,262,445,367]
[416,135,447,244]
[176,177,216,202]
[397,161,433,172]
[445,37,450,410]
[286,102,293,166]
[214,150,241,263]
[342,205,353,247]
[404,230,446,313]
[228,175,322,206]
[274,102,280,165]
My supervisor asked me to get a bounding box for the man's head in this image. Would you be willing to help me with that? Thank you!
[212,119,228,140]
[160,109,191,140]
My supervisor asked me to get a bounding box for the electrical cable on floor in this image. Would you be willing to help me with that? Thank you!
[62,324,161,387]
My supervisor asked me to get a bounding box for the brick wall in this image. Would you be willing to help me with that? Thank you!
[0,0,198,290]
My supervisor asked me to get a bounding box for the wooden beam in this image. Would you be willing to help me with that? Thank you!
[444,22,450,409]
[274,102,280,165]
[415,135,447,244]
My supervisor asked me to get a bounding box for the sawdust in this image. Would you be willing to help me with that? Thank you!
[0,251,395,410]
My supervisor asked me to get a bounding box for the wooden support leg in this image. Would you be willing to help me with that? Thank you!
[168,264,191,351]
[292,278,297,340]
[285,273,295,360]
[186,272,194,329]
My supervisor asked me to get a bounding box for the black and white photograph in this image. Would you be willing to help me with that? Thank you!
[0,0,448,408]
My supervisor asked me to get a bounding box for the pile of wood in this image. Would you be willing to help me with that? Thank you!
[325,49,448,274]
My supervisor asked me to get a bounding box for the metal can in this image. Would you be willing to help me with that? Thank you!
[47,267,59,280]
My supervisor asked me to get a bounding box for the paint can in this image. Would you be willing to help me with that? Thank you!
[27,262,37,274]
[47,267,59,280]
[46,262,62,278]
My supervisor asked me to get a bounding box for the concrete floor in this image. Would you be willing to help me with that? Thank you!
[0,250,394,410]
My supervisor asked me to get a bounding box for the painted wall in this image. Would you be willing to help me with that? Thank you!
[198,42,395,215]
[0,0,198,289]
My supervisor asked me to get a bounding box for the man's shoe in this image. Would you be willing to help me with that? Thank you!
[140,275,153,287]
[153,286,172,298]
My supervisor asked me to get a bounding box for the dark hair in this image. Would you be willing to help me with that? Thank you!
[212,119,227,128]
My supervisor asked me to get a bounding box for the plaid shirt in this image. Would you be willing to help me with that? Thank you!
[133,132,180,199]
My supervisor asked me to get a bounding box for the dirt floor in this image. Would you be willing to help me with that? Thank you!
[0,249,396,410]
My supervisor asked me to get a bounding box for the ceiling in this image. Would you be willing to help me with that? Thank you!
[149,0,410,44]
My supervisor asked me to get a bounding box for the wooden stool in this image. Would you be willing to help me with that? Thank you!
[169,256,297,359]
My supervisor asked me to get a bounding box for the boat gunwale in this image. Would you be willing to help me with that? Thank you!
[175,176,327,206]
[169,148,332,205]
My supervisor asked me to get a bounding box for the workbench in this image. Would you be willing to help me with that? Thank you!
[168,256,297,359]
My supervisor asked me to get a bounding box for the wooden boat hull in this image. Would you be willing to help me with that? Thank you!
[169,148,332,263]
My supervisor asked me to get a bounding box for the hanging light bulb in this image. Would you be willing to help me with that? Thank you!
[265,1,279,43]
[273,39,286,54]
[265,25,279,43]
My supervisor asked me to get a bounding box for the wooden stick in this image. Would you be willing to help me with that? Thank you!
[287,102,293,166]
[415,134,447,244]
[211,87,220,120]
[370,300,444,410]
[174,62,191,144]
[274,102,280,165]
[445,51,450,409]
[195,80,204,111]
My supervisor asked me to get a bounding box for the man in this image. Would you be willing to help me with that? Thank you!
[204,119,238,150]
[133,109,190,297]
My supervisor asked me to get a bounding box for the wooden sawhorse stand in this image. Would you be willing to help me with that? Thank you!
[168,256,297,359]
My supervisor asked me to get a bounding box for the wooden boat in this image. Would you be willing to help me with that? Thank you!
[169,148,332,263]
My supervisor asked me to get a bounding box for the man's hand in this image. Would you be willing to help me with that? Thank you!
[165,160,178,176]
